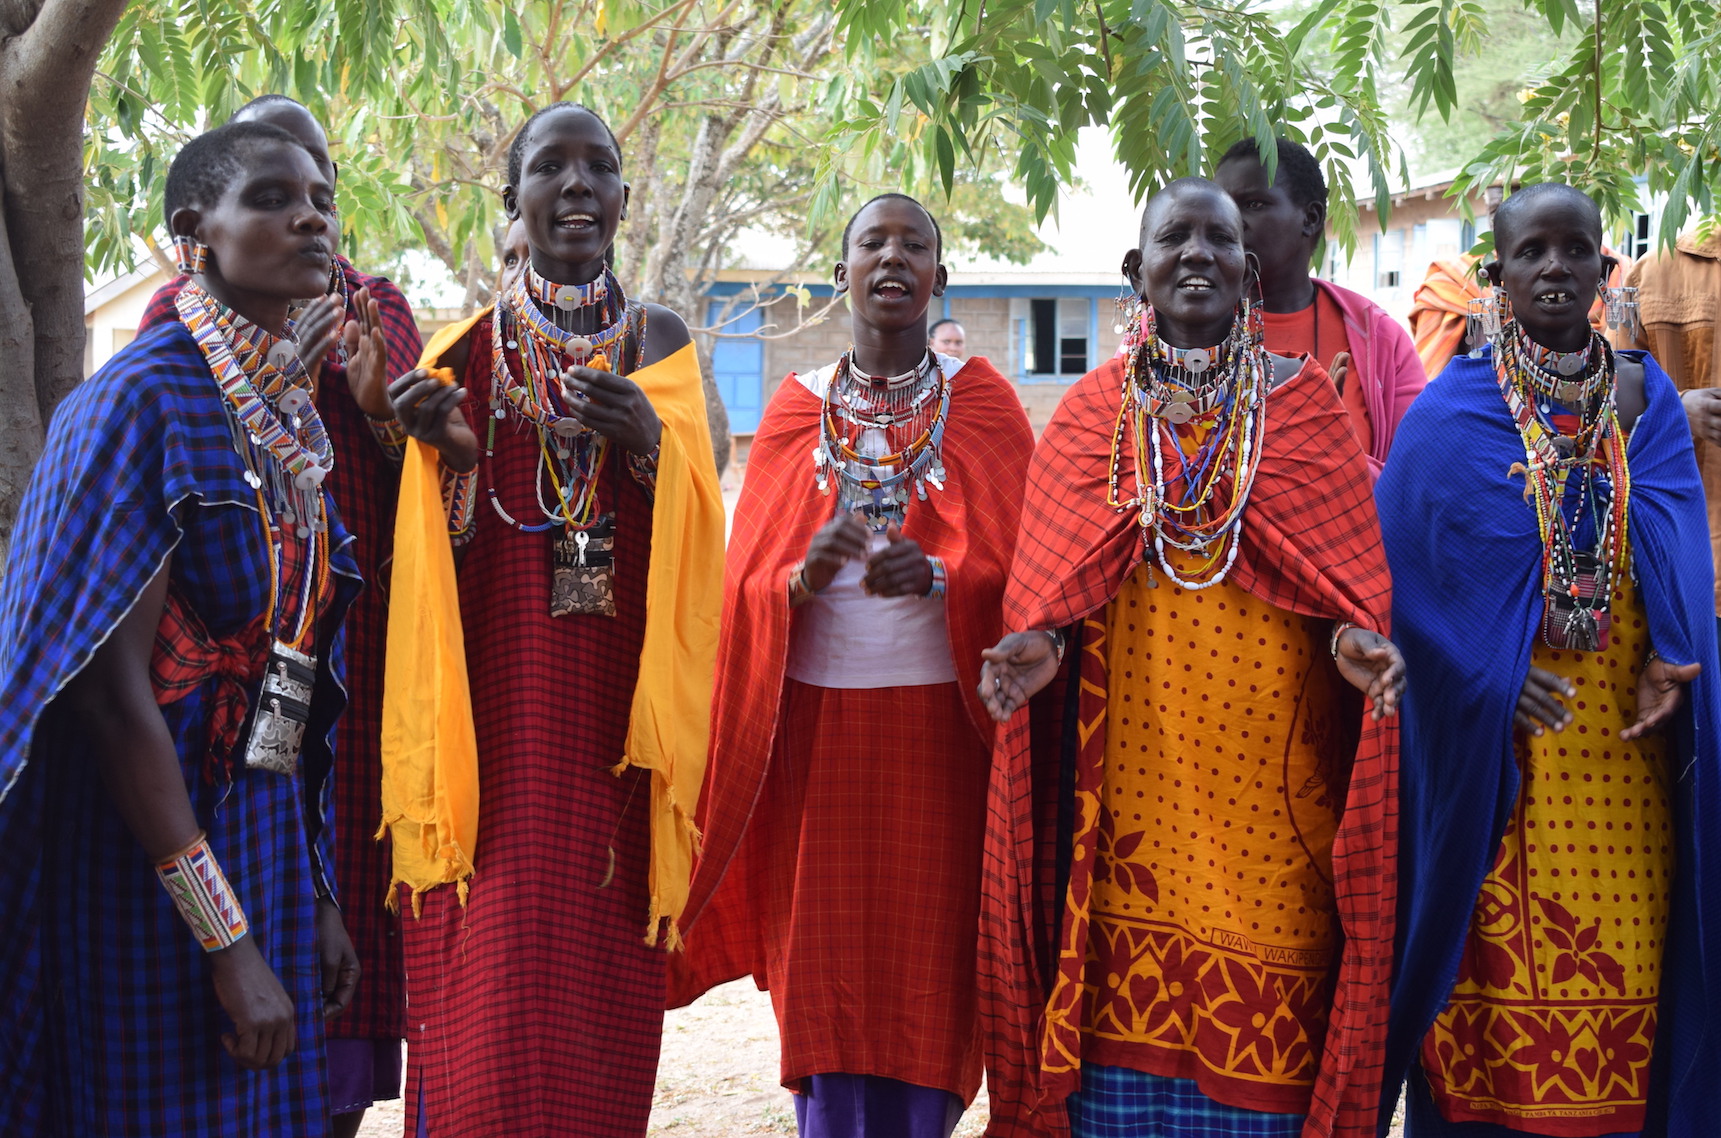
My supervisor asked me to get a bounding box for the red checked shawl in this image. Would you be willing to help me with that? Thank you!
[139,258,422,1041]
[672,357,1034,993]
[981,356,1399,1138]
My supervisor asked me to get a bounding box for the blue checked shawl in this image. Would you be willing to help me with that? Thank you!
[0,323,360,1136]
[1375,349,1719,1136]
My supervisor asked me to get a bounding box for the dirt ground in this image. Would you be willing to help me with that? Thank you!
[356,976,1411,1136]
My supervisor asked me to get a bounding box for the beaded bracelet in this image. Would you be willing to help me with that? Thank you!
[156,832,249,952]
[365,414,410,459]
[1330,621,1358,660]
[443,466,479,546]
[924,556,948,600]
[626,444,661,497]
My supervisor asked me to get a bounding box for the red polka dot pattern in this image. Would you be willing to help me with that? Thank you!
[1423,576,1671,1135]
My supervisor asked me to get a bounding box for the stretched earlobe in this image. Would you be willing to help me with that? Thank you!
[502,186,521,221]
[833,262,849,294]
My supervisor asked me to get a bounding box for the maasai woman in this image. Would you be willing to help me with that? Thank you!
[384,102,723,1138]
[1213,136,1425,470]
[1378,182,1718,1137]
[137,94,422,1138]
[669,193,1034,1137]
[0,121,364,1136]
[977,178,1405,1138]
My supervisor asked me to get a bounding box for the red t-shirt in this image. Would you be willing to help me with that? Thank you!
[1264,288,1370,454]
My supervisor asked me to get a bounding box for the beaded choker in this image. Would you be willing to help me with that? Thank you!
[1494,322,1631,652]
[1107,303,1269,589]
[813,348,952,528]
[1517,328,1602,404]
[525,263,611,313]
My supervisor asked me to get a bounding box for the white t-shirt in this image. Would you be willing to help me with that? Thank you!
[782,354,963,689]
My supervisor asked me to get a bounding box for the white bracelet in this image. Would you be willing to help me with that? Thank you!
[156,832,249,952]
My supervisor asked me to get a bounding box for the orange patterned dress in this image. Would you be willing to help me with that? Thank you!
[1422,575,1672,1136]
[1073,560,1358,1115]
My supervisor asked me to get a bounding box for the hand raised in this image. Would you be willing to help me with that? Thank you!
[341,288,395,419]
[295,294,344,394]
[388,369,478,472]
[979,630,1063,724]
[1334,625,1404,719]
[862,522,933,597]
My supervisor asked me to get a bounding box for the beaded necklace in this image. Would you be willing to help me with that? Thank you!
[1495,322,1631,652]
[1106,303,1270,589]
[483,267,643,533]
[813,347,951,529]
[176,282,332,656]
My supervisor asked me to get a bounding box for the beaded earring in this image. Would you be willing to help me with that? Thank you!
[1465,287,1509,355]
[1113,273,1142,337]
[172,235,208,275]
[1602,284,1639,339]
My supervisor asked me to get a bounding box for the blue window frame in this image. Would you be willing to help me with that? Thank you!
[706,301,765,433]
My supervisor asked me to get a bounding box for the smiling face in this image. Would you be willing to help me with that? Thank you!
[505,106,628,285]
[1214,154,1321,300]
[1124,181,1248,348]
[1487,192,1612,353]
[173,140,337,329]
[834,196,948,335]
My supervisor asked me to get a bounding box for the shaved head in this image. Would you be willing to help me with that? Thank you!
[1493,182,1602,251]
[1140,177,1244,243]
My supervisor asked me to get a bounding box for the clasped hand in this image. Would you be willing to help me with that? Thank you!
[803,513,931,597]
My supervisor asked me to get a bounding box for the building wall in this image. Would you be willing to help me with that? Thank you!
[1323,188,1489,326]
[85,269,172,375]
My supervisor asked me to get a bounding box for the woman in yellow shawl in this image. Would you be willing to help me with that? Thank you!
[383,102,723,1138]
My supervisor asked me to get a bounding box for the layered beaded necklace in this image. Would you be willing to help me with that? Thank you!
[813,347,951,529]
[1107,302,1270,589]
[176,280,332,758]
[483,264,644,533]
[1495,322,1631,652]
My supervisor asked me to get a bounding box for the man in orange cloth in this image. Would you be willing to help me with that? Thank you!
[1215,137,1426,470]
[670,193,1033,1137]
[977,179,1405,1138]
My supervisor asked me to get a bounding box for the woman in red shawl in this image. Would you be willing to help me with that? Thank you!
[977,178,1405,1138]
[671,193,1033,1137]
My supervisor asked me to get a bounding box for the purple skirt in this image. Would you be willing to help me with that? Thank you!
[327,1038,403,1115]
[792,1073,964,1138]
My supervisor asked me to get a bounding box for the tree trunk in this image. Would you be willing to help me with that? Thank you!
[0,0,132,559]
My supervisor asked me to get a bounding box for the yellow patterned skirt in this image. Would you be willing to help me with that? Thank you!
[1077,562,1354,1115]
[1422,577,1672,1136]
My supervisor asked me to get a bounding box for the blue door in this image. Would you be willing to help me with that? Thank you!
[706,301,765,433]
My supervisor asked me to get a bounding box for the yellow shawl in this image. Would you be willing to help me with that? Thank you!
[379,309,724,947]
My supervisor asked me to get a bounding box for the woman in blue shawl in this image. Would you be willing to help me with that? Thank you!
[1377,182,1717,1137]
[0,122,379,1135]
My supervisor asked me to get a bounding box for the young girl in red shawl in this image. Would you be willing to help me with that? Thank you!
[672,193,1034,1137]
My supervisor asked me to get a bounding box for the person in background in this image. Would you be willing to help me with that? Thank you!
[1610,228,1721,623]
[928,316,966,357]
[1378,182,1717,1136]
[0,121,364,1137]
[978,178,1404,1138]
[1214,136,1426,470]
[384,101,723,1138]
[137,93,421,1138]
[671,193,1033,1138]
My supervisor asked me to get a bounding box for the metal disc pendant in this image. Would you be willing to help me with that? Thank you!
[1183,348,1212,373]
[243,471,262,488]
[1556,353,1584,376]
[297,524,313,539]
[568,336,594,360]
[506,340,519,351]
[278,389,311,416]
[1164,403,1194,425]
[1552,436,1578,458]
[267,343,297,371]
[1556,381,1587,403]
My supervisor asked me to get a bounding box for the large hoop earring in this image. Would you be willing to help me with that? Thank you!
[172,235,208,275]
